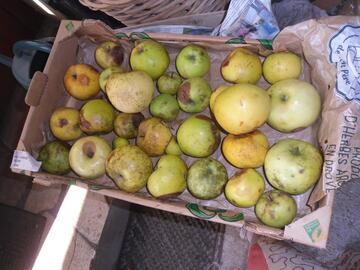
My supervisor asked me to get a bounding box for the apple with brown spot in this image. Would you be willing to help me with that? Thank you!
[64,64,100,100]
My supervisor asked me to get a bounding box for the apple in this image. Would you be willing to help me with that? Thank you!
[165,136,183,156]
[176,45,210,78]
[221,48,262,84]
[177,77,211,113]
[267,79,321,132]
[147,169,186,198]
[106,145,153,193]
[136,117,172,156]
[149,94,179,121]
[263,52,301,84]
[255,190,297,228]
[113,112,144,139]
[64,64,100,100]
[187,158,228,200]
[157,72,182,95]
[38,141,70,175]
[213,84,270,135]
[99,66,124,92]
[264,139,323,195]
[177,115,220,158]
[147,155,187,198]
[106,71,154,113]
[130,40,169,80]
[156,154,187,177]
[95,41,124,69]
[112,137,129,149]
[209,85,229,112]
[225,169,265,207]
[50,107,83,141]
[222,130,269,168]
[80,99,116,134]
[69,136,111,179]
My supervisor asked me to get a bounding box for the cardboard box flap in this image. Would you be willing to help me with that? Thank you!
[25,71,47,107]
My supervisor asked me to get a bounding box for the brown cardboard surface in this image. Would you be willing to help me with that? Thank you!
[15,18,359,248]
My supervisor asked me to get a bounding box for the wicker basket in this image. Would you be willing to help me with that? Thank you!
[79,0,230,26]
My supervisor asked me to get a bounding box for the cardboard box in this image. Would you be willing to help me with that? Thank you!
[13,20,335,248]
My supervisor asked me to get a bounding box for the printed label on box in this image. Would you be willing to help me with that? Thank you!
[329,25,360,105]
[11,150,41,172]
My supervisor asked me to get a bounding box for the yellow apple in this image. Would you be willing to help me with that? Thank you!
[64,64,100,100]
[95,41,124,69]
[225,169,265,208]
[222,130,269,168]
[213,84,270,134]
[50,107,83,141]
[263,52,301,84]
[209,85,229,112]
[221,48,262,84]
[106,71,154,113]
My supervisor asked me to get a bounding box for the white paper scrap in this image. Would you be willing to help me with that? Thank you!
[11,150,41,172]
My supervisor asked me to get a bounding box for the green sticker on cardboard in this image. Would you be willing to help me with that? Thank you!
[225,37,246,44]
[304,219,322,243]
[258,39,273,50]
[219,212,244,222]
[115,32,129,39]
[65,21,75,33]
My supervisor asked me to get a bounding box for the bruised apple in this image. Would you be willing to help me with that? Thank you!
[221,48,262,84]
[64,64,100,100]
[95,41,124,69]
[136,117,172,156]
[50,107,83,141]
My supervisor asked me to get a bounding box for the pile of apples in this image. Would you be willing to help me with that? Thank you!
[38,38,323,229]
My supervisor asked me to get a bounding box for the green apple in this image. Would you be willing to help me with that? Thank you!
[147,154,187,198]
[165,136,183,156]
[225,169,265,208]
[106,145,153,193]
[267,79,321,132]
[187,158,228,200]
[176,45,210,78]
[264,139,323,195]
[157,72,182,95]
[150,94,180,121]
[147,168,186,198]
[80,99,116,134]
[38,141,70,175]
[69,136,111,179]
[255,190,297,228]
[156,155,187,177]
[130,40,169,80]
[99,66,124,92]
[95,41,124,69]
[177,78,211,113]
[112,137,129,149]
[177,115,220,158]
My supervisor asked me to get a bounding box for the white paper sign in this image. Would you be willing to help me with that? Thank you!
[11,150,41,172]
